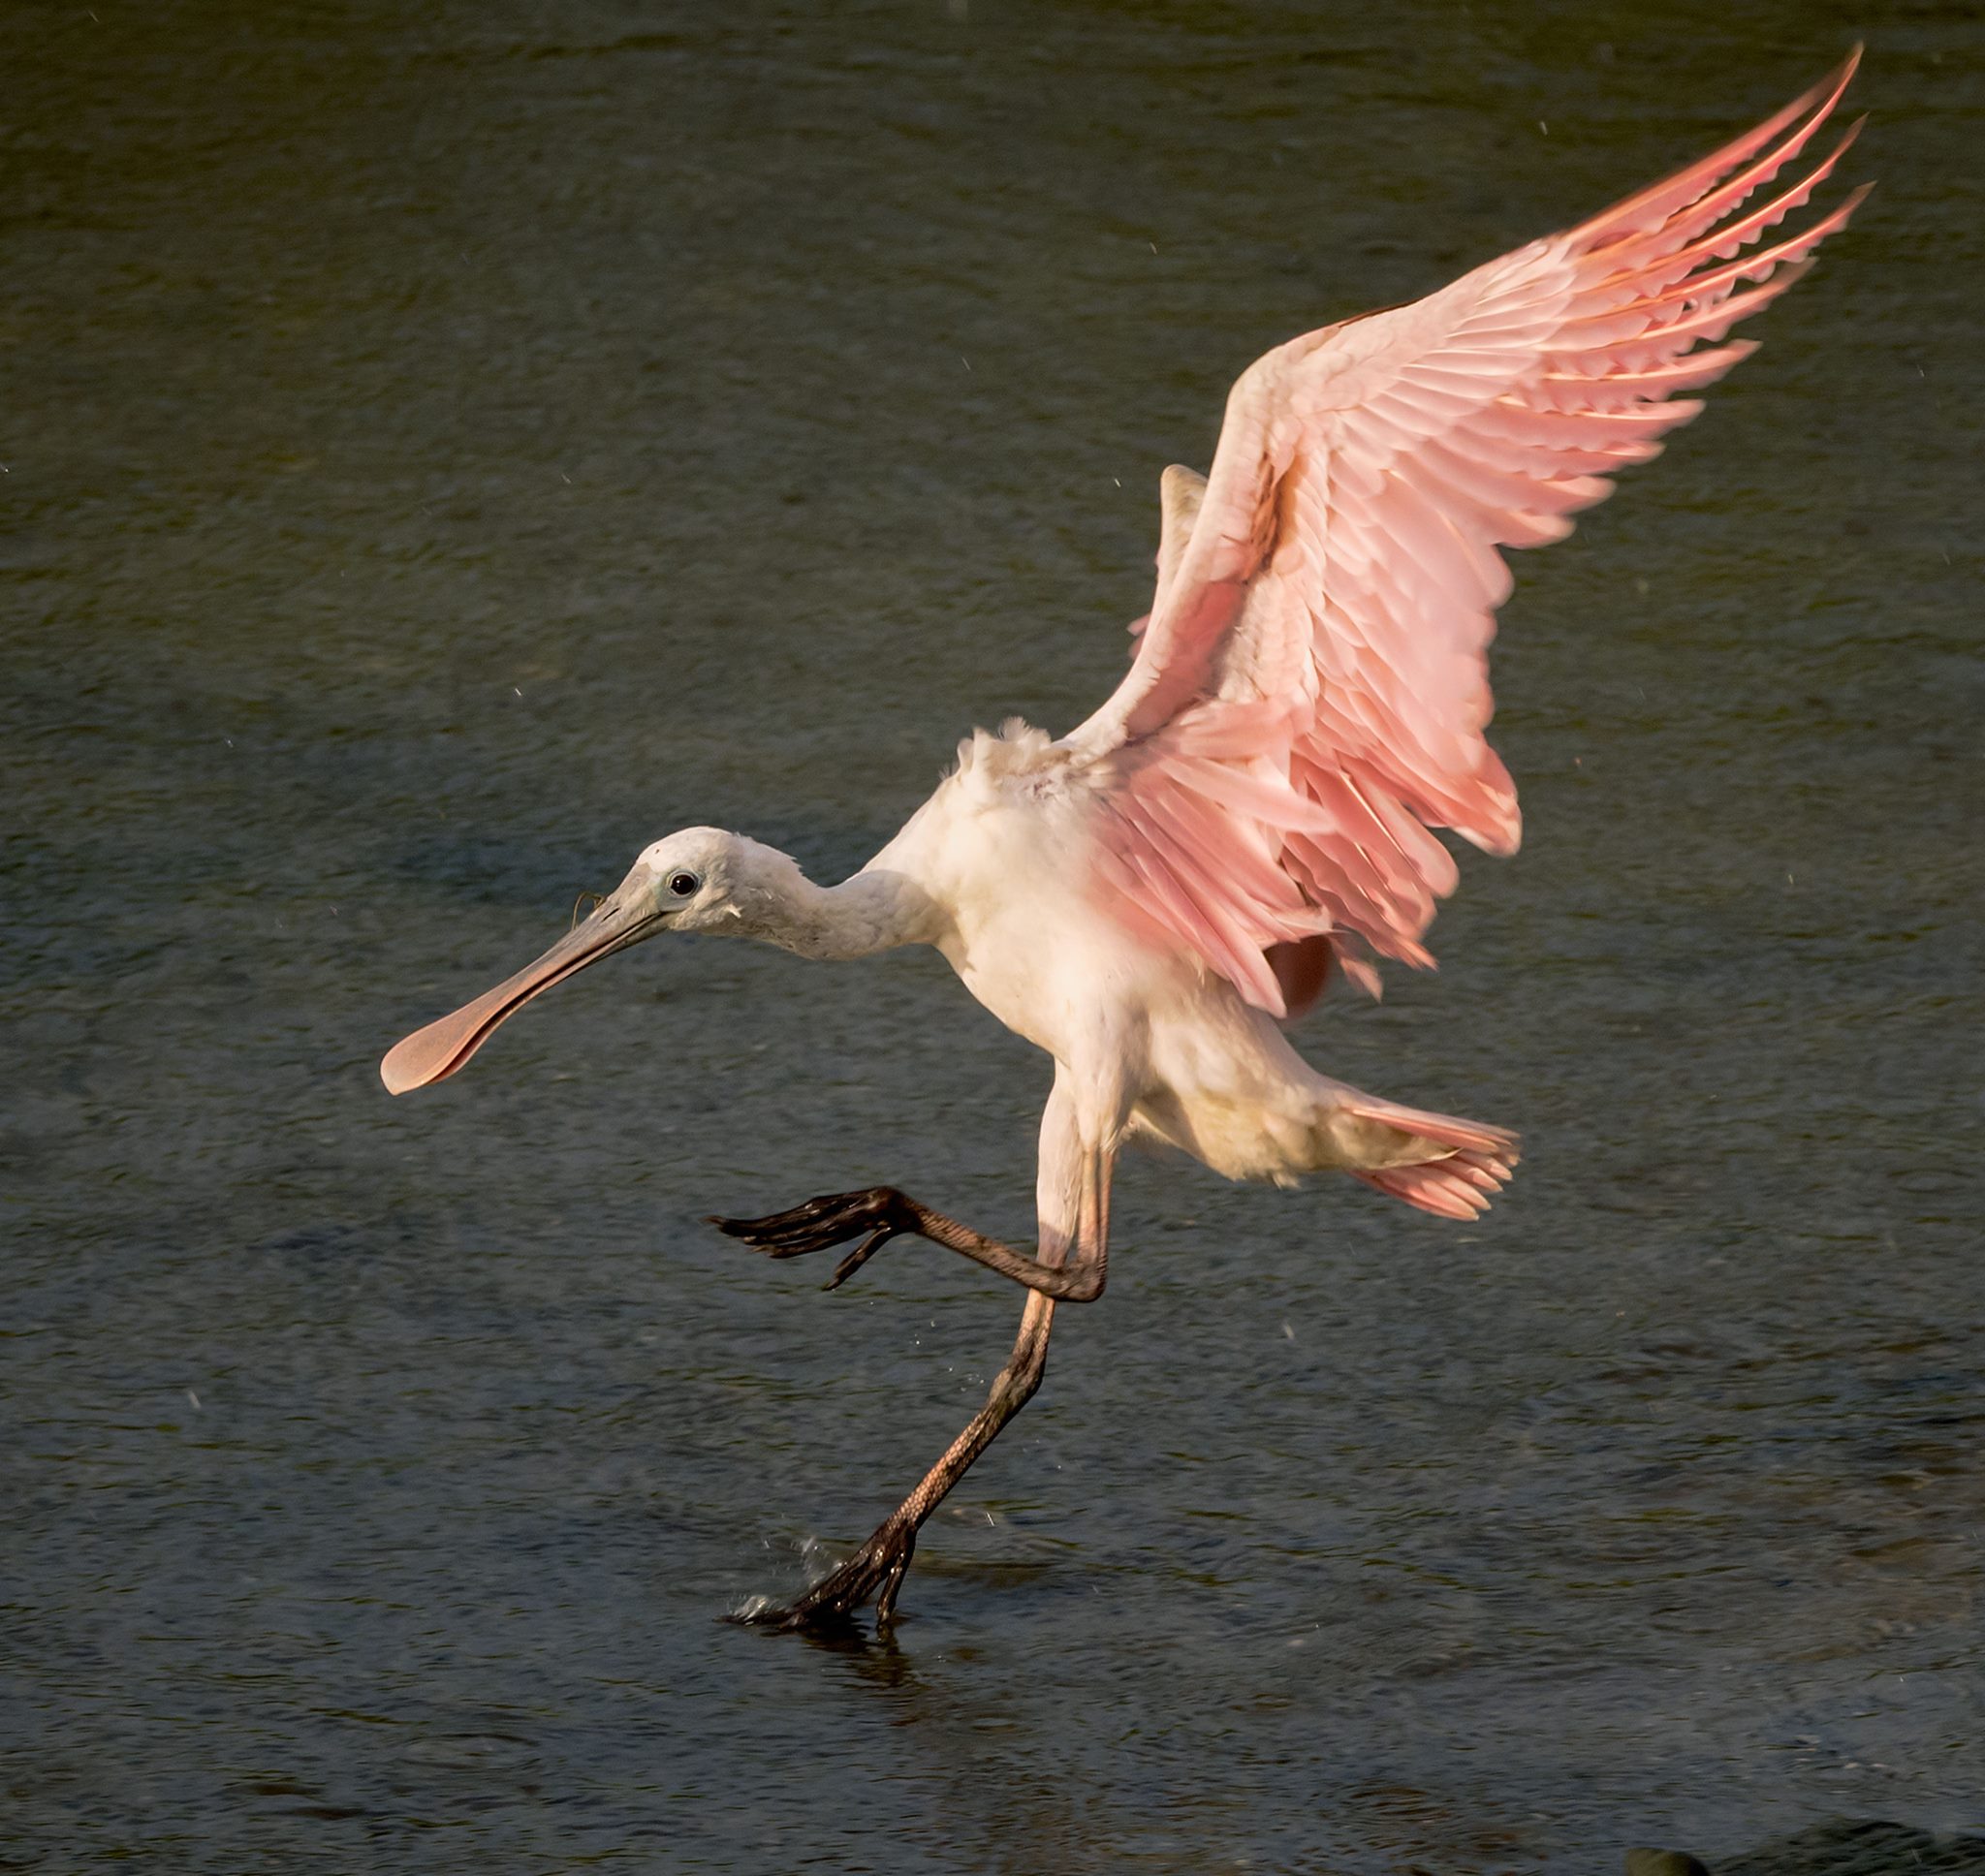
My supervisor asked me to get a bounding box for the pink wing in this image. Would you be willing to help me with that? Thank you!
[1065,52,1869,1016]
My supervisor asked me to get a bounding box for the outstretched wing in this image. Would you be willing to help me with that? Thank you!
[1064,52,1868,1016]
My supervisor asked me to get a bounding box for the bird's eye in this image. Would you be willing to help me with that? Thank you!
[668,871,700,897]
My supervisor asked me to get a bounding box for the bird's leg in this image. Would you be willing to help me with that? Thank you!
[735,1287,1059,1631]
[733,1074,1111,1630]
[712,1189,1109,1302]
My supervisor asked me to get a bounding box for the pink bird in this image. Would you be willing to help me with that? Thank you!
[382,54,1866,1629]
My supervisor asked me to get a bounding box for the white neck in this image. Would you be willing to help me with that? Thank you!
[724,848,939,961]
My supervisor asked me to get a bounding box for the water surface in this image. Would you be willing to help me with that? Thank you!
[5,2,1983,1869]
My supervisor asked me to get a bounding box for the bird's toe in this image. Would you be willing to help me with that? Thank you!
[728,1522,919,1631]
[709,1189,902,1261]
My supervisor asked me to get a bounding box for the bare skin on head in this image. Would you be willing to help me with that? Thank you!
[383,54,1866,1630]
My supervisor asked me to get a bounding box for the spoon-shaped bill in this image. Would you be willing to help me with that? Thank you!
[380,884,657,1095]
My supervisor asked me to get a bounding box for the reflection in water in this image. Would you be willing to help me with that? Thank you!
[800,1620,921,1694]
[5,1,1983,1870]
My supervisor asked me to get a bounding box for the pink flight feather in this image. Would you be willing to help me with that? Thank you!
[1067,52,1868,1017]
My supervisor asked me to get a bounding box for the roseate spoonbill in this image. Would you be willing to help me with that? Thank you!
[383,54,1866,1629]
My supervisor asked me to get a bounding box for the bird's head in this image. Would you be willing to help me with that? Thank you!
[380,825,772,1095]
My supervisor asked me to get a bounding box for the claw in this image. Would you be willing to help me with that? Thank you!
[728,1522,919,1632]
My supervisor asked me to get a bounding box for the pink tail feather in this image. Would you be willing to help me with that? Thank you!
[1343,1096,1520,1220]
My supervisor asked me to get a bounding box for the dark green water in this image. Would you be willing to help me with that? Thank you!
[5,3,1982,1869]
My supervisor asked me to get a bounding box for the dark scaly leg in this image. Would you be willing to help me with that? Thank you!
[711,1184,1107,1303]
[732,1073,1112,1629]
[736,1287,1060,1630]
